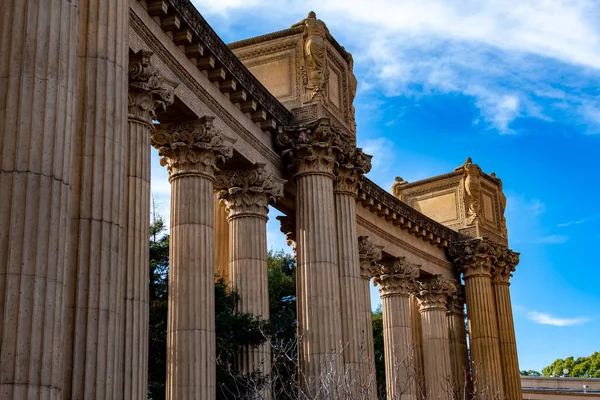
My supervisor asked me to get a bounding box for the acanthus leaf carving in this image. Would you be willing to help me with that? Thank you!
[334,148,373,196]
[373,257,420,297]
[449,237,513,279]
[128,50,175,124]
[277,214,297,256]
[151,116,235,178]
[276,117,343,177]
[416,275,457,311]
[358,236,383,280]
[214,163,285,218]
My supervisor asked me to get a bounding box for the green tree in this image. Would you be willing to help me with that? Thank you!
[267,250,298,399]
[542,352,600,378]
[372,305,385,397]
[520,370,541,376]
[148,216,169,400]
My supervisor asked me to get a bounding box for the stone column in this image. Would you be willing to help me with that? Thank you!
[214,192,230,282]
[152,118,235,399]
[62,0,129,397]
[450,238,505,399]
[373,258,420,400]
[123,50,174,400]
[447,285,470,400]
[492,251,521,400]
[417,275,457,400]
[334,149,374,397]
[357,236,384,398]
[0,1,77,397]
[276,118,344,394]
[215,163,284,394]
[410,294,426,398]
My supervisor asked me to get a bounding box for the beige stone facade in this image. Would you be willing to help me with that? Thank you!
[0,1,525,399]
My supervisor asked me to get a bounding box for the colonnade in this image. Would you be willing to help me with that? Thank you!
[0,3,522,399]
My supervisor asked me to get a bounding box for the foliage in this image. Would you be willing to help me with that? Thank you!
[267,249,298,399]
[371,305,386,397]
[520,370,541,376]
[148,216,169,400]
[541,352,600,378]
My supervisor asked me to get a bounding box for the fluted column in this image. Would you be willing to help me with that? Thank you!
[447,286,470,400]
[334,150,374,397]
[152,118,235,399]
[123,51,174,400]
[450,238,505,399]
[373,258,420,400]
[357,236,384,398]
[410,294,426,398]
[214,192,230,282]
[0,1,77,397]
[276,118,344,394]
[417,275,456,400]
[215,164,284,396]
[492,251,521,400]
[62,0,129,397]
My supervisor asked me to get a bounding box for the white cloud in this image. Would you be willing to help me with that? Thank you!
[527,311,590,327]
[359,137,395,175]
[558,219,586,228]
[194,0,600,134]
[535,234,569,244]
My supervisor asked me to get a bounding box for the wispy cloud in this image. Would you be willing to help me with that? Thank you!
[534,234,569,244]
[557,214,600,227]
[527,311,591,327]
[195,0,600,134]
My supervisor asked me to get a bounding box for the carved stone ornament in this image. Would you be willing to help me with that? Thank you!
[390,176,408,199]
[373,257,420,298]
[334,148,373,195]
[277,215,296,256]
[276,117,343,178]
[128,50,175,124]
[447,284,466,316]
[416,275,457,312]
[448,237,508,279]
[214,163,285,218]
[358,236,383,280]
[151,116,235,178]
[491,249,520,285]
[457,157,483,225]
[291,11,330,100]
[490,172,509,238]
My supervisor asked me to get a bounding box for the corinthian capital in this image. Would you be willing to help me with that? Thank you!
[492,249,520,285]
[448,237,506,279]
[215,163,285,218]
[128,50,175,124]
[373,257,420,298]
[151,117,235,178]
[277,214,296,256]
[358,236,383,280]
[275,117,342,178]
[416,275,457,312]
[334,148,373,196]
[447,284,466,316]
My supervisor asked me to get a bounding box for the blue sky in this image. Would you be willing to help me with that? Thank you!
[151,0,600,372]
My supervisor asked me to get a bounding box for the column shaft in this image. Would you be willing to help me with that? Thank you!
[464,276,504,398]
[168,174,215,399]
[123,116,151,400]
[448,311,470,398]
[382,294,417,400]
[0,1,77,397]
[214,193,230,282]
[359,277,377,396]
[420,309,452,400]
[296,172,344,389]
[63,0,129,398]
[410,295,425,397]
[494,282,521,400]
[336,192,375,396]
[228,214,271,377]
